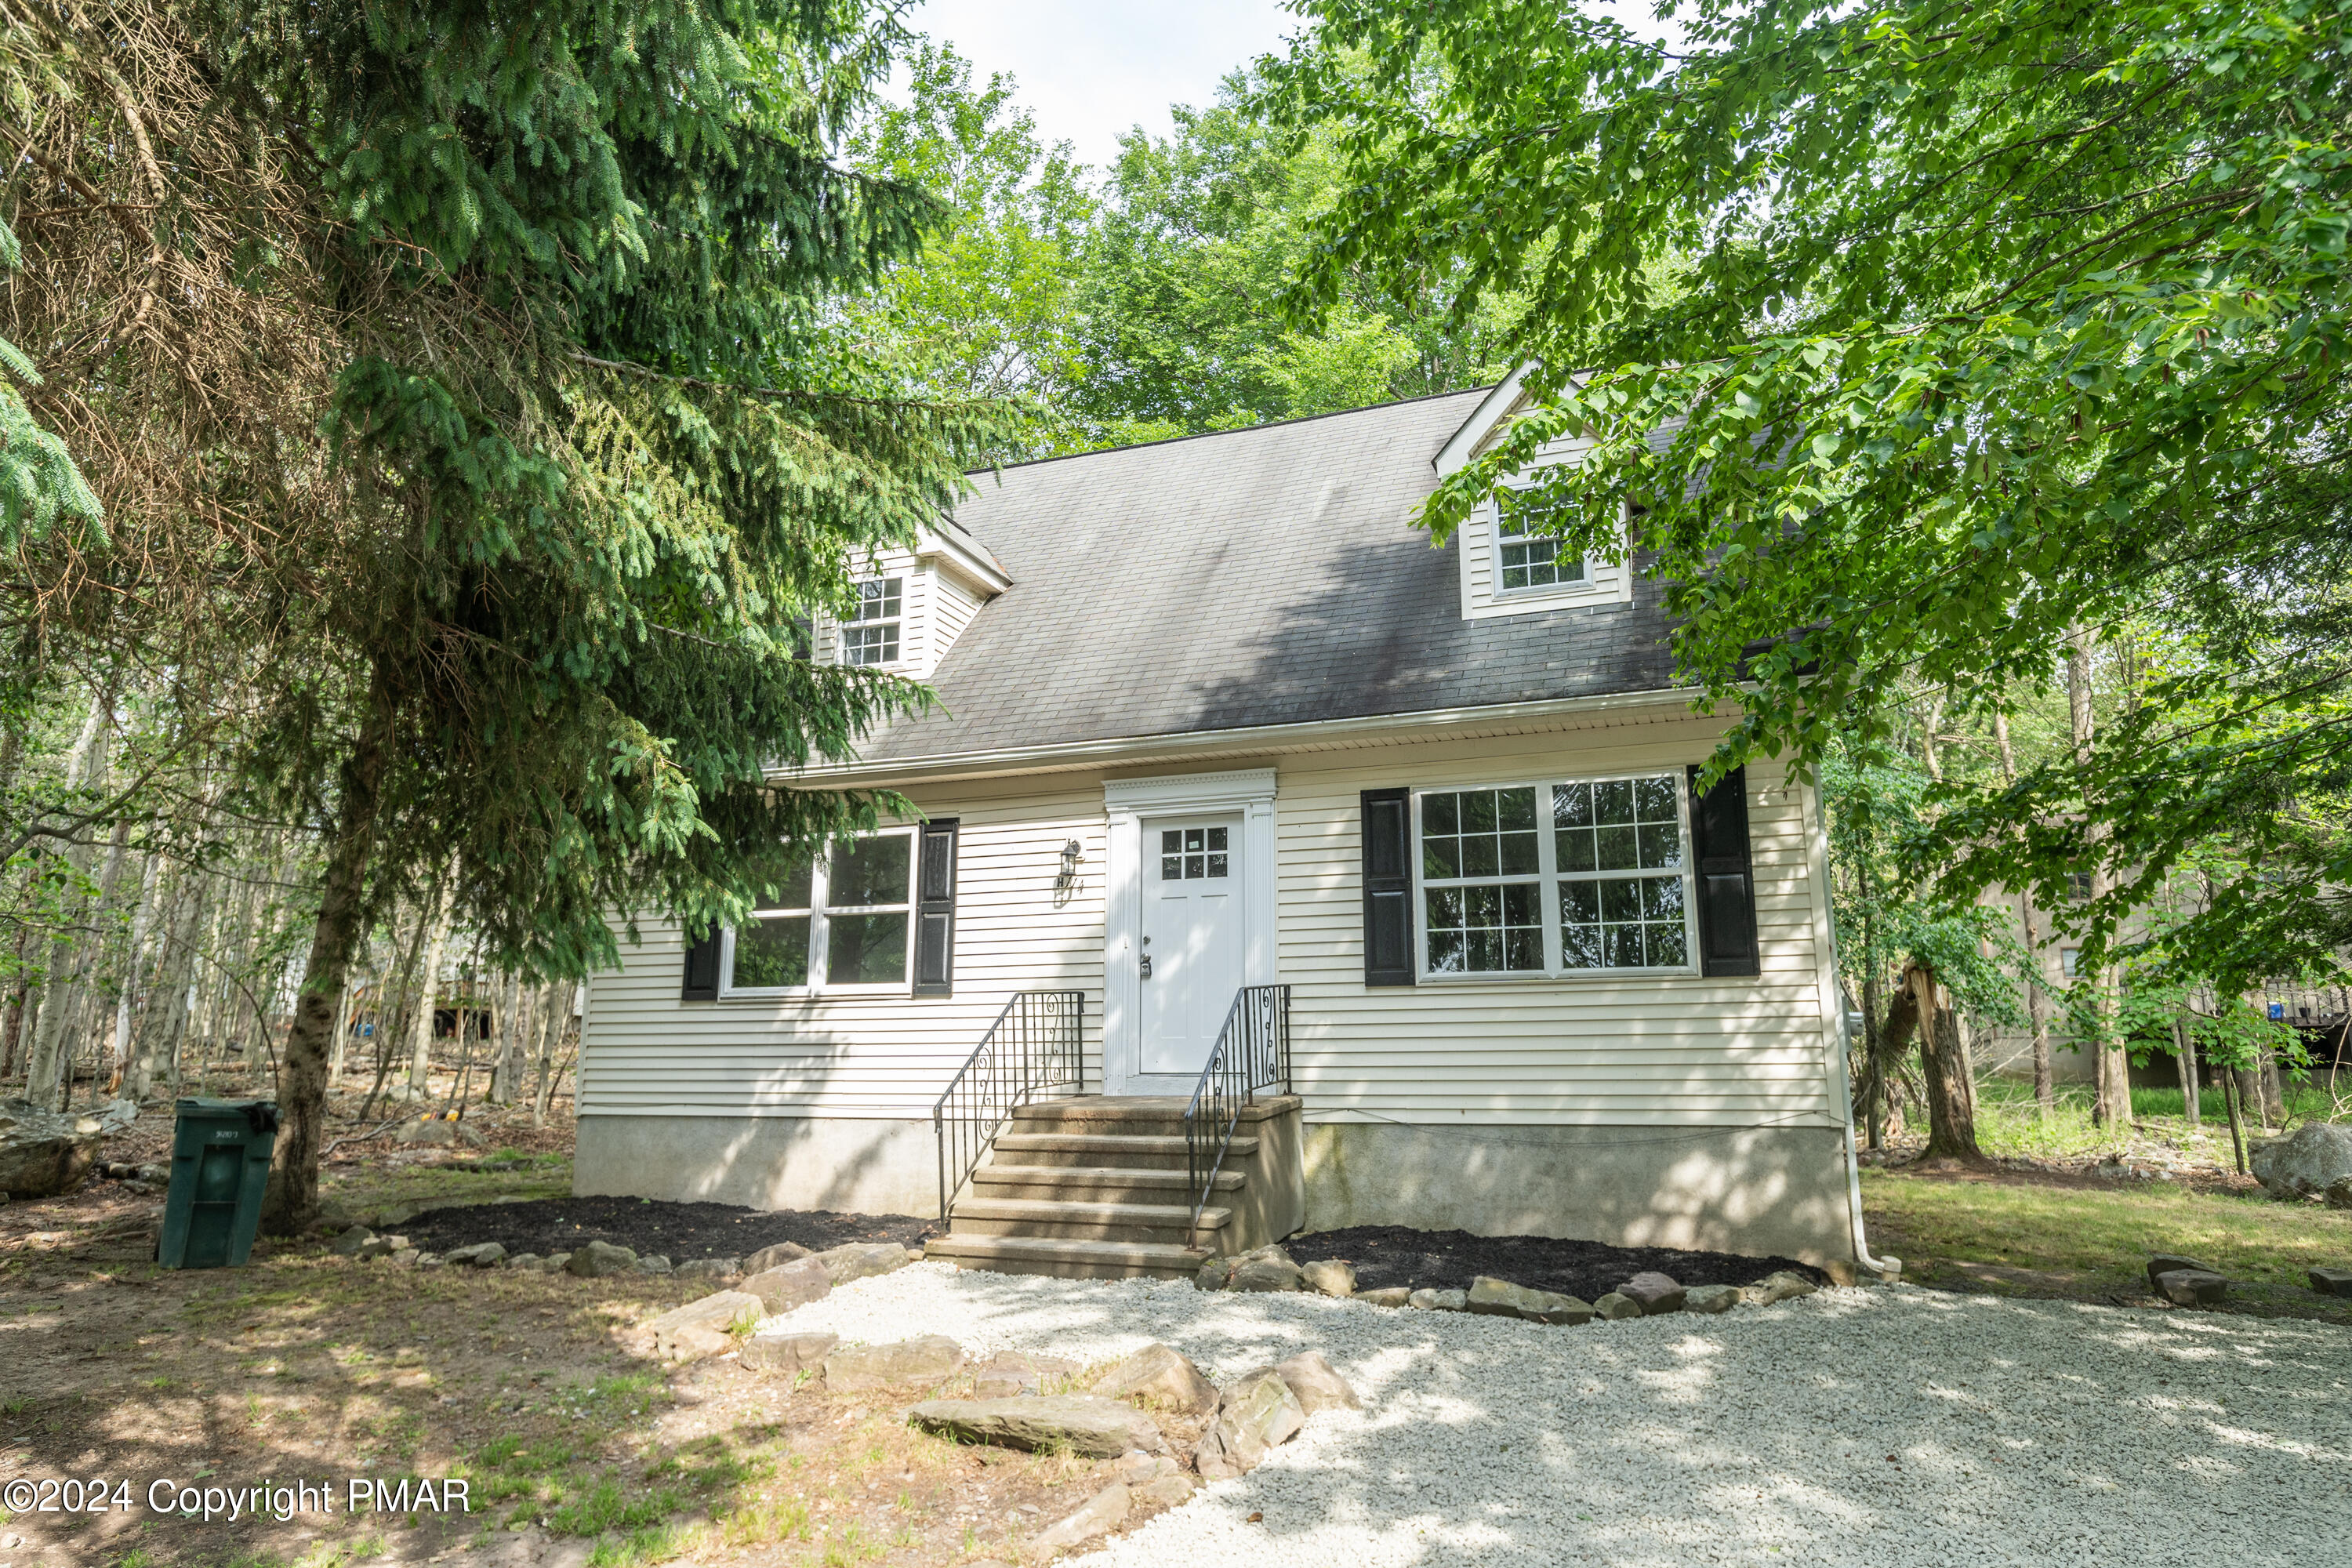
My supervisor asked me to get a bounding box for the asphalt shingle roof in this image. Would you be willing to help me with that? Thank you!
[859,389,1679,762]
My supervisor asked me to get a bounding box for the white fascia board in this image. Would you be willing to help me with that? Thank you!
[917,521,1011,597]
[775,686,1716,790]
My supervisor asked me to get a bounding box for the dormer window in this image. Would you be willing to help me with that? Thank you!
[843,578,902,666]
[1494,488,1587,593]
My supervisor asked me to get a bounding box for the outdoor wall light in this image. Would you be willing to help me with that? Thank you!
[1055,839,1081,893]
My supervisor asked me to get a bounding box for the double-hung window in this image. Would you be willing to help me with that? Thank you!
[724,831,916,994]
[841,578,902,666]
[1493,486,1588,593]
[1415,775,1694,978]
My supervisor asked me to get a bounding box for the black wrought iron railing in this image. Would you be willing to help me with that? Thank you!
[933,991,1085,1221]
[1183,984,1290,1239]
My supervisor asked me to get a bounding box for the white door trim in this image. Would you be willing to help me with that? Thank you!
[1103,768,1277,1096]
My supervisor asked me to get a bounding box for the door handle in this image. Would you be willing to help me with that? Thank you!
[1139,936,1152,979]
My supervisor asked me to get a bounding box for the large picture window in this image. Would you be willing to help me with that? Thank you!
[1415,775,1694,978]
[724,830,915,994]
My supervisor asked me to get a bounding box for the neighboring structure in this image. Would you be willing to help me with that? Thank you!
[577,381,1875,1273]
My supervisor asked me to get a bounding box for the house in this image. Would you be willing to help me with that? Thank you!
[575,381,1878,1276]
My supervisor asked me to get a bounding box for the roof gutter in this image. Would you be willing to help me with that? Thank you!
[775,684,1709,789]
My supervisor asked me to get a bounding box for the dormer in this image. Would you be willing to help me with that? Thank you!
[1435,366,1637,622]
[810,518,1011,680]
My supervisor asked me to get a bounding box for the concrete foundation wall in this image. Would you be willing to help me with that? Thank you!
[1301,1121,1857,1268]
[574,1114,941,1220]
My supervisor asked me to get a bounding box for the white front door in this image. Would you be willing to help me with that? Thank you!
[1140,815,1244,1078]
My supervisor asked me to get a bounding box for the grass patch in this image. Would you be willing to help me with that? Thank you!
[1962,1076,2342,1163]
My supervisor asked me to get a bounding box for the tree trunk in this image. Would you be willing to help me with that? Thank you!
[2172,1018,2200,1127]
[532,980,572,1127]
[2068,626,2132,1128]
[1911,964,1984,1161]
[2222,1065,2249,1174]
[1860,971,1886,1149]
[407,869,456,1095]
[2255,1044,2285,1125]
[260,695,390,1234]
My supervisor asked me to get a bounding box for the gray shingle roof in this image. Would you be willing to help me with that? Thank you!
[859,389,1679,762]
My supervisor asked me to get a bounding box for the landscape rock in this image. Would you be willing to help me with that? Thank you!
[2145,1253,2217,1294]
[1136,1472,1195,1508]
[1229,1256,1306,1293]
[331,1225,376,1258]
[1594,1292,1642,1320]
[1109,1451,1175,1484]
[1194,1368,1306,1479]
[1194,1257,1233,1291]
[742,1241,811,1273]
[808,1241,911,1287]
[1684,1284,1740,1315]
[645,1290,765,1363]
[1240,1243,1298,1268]
[1032,1483,1129,1556]
[415,1252,446,1269]
[742,1256,832,1315]
[1299,1258,1357,1298]
[442,1242,506,1269]
[1357,1287,1412,1308]
[971,1351,1078,1399]
[542,1252,572,1273]
[1618,1271,1686,1315]
[2307,1265,2352,1299]
[390,1247,419,1267]
[1742,1271,1818,1306]
[2154,1269,2228,1307]
[907,1396,1167,1458]
[1466,1276,1593,1324]
[633,1254,673,1276]
[0,1101,104,1197]
[508,1253,543,1271]
[565,1240,637,1278]
[1407,1288,1468,1312]
[822,1334,965,1392]
[673,1257,741,1282]
[1092,1343,1217,1415]
[1274,1351,1360,1414]
[2248,1122,2352,1200]
[2325,1176,2352,1212]
[740,1330,838,1373]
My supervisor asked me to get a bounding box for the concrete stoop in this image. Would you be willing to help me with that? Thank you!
[924,1094,1304,1280]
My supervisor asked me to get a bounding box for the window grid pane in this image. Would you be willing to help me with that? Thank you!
[1494,495,1589,592]
[729,830,913,991]
[843,622,898,665]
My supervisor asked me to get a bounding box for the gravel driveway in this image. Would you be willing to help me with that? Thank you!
[775,1264,2351,1566]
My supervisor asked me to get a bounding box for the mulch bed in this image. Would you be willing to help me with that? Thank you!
[402,1195,936,1261]
[1285,1225,1820,1301]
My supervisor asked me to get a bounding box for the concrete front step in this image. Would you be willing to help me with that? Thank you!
[949,1196,1230,1246]
[1006,1094,1301,1142]
[924,1233,1211,1281]
[989,1131,1260,1171]
[968,1163,1245,1203]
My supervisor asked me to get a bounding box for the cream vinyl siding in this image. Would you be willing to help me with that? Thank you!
[581,707,1840,1130]
[1457,430,1635,621]
[808,545,996,678]
[579,775,1109,1118]
[927,572,986,665]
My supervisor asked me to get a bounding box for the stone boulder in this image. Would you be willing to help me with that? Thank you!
[442,1242,506,1269]
[2145,1253,2216,1294]
[354,1233,409,1261]
[1194,1368,1305,1479]
[1229,1252,1306,1293]
[645,1290,765,1363]
[2249,1123,2352,1200]
[1274,1351,1360,1414]
[907,1396,1167,1458]
[565,1240,637,1277]
[1195,1257,1233,1291]
[633,1254,673,1276]
[1466,1276,1593,1325]
[1092,1343,1217,1415]
[673,1257,741,1282]
[822,1335,964,1392]
[1408,1287,1468,1312]
[1684,1284,1740,1315]
[1593,1292,1641,1320]
[0,1101,104,1197]
[1357,1287,1412,1308]
[1617,1272,1686,1315]
[1300,1258,1357,1298]
[2325,1177,2352,1212]
[741,1330,837,1373]
[1741,1271,1818,1306]
[742,1256,831,1315]
[809,1241,911,1287]
[2307,1265,2352,1299]
[1033,1483,1129,1555]
[742,1241,811,1273]
[508,1253,543,1271]
[331,1225,376,1258]
[1137,1471,1195,1507]
[971,1351,1079,1399]
[2154,1269,2227,1307]
[542,1251,572,1273]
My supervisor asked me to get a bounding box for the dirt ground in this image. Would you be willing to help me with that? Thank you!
[401,1197,935,1264]
[1283,1227,1817,1298]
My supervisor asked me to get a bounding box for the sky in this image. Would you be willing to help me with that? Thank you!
[902,2,1686,171]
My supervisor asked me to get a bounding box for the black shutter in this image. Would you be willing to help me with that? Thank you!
[1361,788,1416,986]
[1687,764,1760,977]
[912,818,959,996]
[680,925,721,1000]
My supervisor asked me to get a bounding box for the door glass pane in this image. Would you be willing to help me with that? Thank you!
[1206,854,1228,878]
[829,836,911,907]
[731,916,811,989]
[827,913,908,985]
[1161,854,1182,880]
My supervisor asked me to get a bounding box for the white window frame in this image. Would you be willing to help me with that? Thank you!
[719,826,918,997]
[1410,773,1700,984]
[1490,482,1592,597]
[840,577,903,667]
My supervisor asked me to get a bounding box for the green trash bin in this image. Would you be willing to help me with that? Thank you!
[158,1099,279,1269]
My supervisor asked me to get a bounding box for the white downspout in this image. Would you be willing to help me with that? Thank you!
[1801,768,1901,1283]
